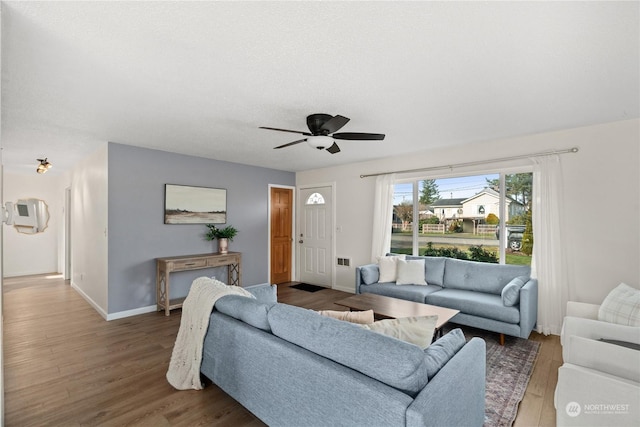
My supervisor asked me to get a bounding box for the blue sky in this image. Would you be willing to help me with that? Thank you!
[394,174,499,204]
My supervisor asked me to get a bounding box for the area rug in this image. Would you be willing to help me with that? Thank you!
[290,283,326,293]
[444,325,541,427]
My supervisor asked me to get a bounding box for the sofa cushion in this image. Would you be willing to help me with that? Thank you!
[427,289,520,324]
[215,295,275,332]
[267,303,430,395]
[501,276,529,306]
[407,256,446,287]
[360,265,380,285]
[443,258,530,295]
[396,259,428,286]
[361,316,437,349]
[318,309,374,324]
[423,328,467,380]
[598,283,640,326]
[360,283,443,303]
[378,255,406,282]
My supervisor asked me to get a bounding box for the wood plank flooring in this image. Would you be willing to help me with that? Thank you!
[3,274,561,426]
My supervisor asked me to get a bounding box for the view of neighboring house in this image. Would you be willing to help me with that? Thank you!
[430,187,525,233]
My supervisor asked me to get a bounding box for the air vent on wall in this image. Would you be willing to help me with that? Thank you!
[336,257,351,267]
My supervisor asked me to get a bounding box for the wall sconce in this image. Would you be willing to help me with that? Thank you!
[36,158,52,174]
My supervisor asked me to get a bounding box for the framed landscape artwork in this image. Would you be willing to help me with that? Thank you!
[164,184,227,224]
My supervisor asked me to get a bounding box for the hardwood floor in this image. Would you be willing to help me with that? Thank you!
[3,274,561,426]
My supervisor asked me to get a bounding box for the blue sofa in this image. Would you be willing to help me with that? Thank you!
[201,284,486,427]
[356,256,538,340]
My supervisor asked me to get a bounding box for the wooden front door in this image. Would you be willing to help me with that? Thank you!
[270,187,293,284]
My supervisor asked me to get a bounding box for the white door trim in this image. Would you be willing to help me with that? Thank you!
[297,182,336,288]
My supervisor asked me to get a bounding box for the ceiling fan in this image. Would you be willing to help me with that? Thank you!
[260,113,385,154]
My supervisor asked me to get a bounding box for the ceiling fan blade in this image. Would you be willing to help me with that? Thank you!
[326,142,341,154]
[260,126,312,136]
[274,138,307,149]
[332,132,385,141]
[320,115,350,134]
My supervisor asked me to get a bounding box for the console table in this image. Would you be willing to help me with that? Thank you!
[156,252,241,316]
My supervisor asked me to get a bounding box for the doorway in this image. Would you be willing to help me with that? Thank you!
[298,185,334,288]
[65,187,71,281]
[269,186,294,284]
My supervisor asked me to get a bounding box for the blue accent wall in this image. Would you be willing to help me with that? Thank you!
[107,142,294,314]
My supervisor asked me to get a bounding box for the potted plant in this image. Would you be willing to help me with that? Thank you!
[205,224,238,254]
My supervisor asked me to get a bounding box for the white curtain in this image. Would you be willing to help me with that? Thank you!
[531,155,568,335]
[370,173,396,262]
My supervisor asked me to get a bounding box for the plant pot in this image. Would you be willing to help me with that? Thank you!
[218,238,229,254]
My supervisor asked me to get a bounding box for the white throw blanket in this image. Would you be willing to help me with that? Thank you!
[166,276,254,390]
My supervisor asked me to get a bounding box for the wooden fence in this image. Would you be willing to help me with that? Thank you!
[395,223,498,235]
[422,224,445,234]
[476,224,497,235]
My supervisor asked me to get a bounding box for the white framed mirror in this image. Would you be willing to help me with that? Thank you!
[13,198,50,234]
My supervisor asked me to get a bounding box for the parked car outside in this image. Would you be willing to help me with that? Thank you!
[496,224,525,251]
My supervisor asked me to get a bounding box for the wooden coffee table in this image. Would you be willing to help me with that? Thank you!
[335,293,460,338]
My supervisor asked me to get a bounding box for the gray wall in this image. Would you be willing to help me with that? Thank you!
[107,142,294,314]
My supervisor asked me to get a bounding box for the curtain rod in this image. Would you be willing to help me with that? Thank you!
[360,147,579,178]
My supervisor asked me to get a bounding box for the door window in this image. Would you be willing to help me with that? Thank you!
[306,192,326,205]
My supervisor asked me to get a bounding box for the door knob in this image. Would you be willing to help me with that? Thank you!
[299,240,304,244]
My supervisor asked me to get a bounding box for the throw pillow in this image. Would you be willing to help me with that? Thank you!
[317,309,374,325]
[360,265,380,285]
[396,259,428,286]
[501,276,529,306]
[377,255,406,283]
[423,328,467,379]
[598,283,640,326]
[361,315,438,349]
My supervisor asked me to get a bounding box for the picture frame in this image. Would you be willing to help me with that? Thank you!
[164,184,227,224]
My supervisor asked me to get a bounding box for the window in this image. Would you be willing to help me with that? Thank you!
[305,192,325,205]
[391,171,533,265]
[391,182,414,254]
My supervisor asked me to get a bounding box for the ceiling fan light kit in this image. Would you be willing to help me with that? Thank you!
[260,113,385,155]
[306,135,333,150]
[36,158,52,174]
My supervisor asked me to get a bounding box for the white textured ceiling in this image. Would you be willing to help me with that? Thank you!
[1,1,638,175]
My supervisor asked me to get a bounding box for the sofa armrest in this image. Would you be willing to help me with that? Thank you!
[355,267,364,294]
[355,264,378,294]
[555,363,640,427]
[244,283,278,303]
[564,335,640,383]
[561,316,640,351]
[356,267,362,294]
[518,278,538,338]
[566,301,600,319]
[406,337,485,427]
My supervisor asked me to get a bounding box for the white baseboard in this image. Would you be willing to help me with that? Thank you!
[70,281,108,320]
[3,270,61,278]
[333,284,355,294]
[106,305,157,321]
[71,281,158,321]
